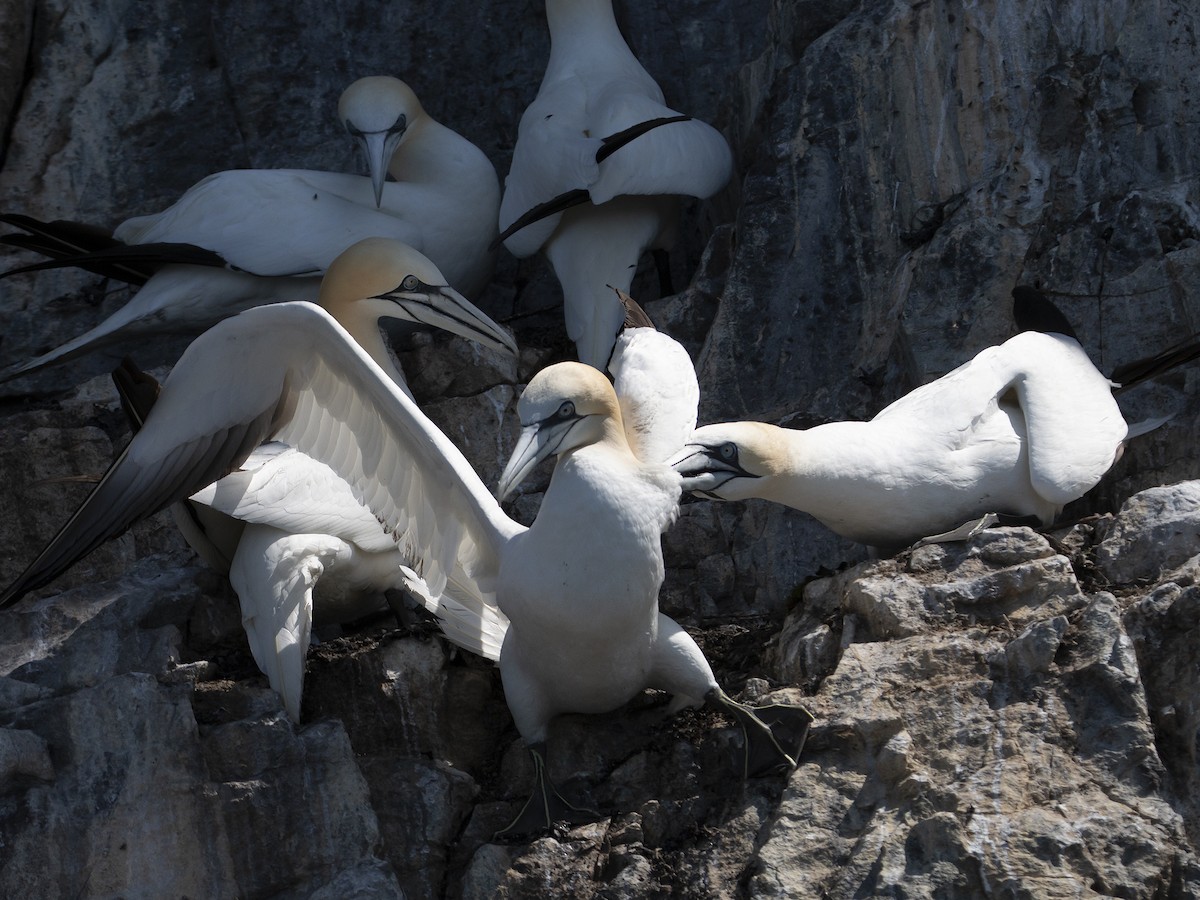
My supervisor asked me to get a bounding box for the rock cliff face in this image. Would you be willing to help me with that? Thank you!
[1,1,1199,897]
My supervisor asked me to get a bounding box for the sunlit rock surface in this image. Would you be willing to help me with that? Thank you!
[2,0,1199,896]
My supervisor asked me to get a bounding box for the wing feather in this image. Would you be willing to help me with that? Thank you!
[115,170,423,277]
[0,302,521,621]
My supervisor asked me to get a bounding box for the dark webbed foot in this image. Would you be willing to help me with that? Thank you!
[493,743,602,841]
[707,688,814,778]
[383,588,442,637]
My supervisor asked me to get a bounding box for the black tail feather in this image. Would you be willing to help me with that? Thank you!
[1111,338,1200,391]
[3,213,228,285]
[1012,284,1200,389]
[111,358,163,432]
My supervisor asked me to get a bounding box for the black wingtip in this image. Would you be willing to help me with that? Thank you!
[1011,285,1079,341]
[1,213,229,285]
[112,357,162,433]
[491,115,695,253]
[491,188,590,251]
[1110,336,1200,390]
[0,582,26,611]
[594,114,692,164]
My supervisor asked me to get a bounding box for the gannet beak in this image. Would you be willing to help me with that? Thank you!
[350,123,407,207]
[384,282,518,358]
[668,442,754,499]
[496,425,543,501]
[496,414,582,502]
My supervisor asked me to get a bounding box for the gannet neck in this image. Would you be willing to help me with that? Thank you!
[609,309,700,466]
[544,0,640,76]
[338,309,406,383]
[388,117,480,186]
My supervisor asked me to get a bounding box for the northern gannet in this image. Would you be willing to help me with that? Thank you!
[670,292,1182,551]
[608,292,700,466]
[496,0,733,368]
[0,76,499,383]
[0,299,810,835]
[111,237,516,721]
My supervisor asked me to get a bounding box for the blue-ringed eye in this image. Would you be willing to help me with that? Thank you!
[557,401,575,419]
[400,275,419,291]
[718,442,737,461]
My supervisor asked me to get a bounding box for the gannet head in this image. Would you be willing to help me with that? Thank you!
[319,237,517,356]
[496,362,622,501]
[667,421,788,501]
[339,76,424,207]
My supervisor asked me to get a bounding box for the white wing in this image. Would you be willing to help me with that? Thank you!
[115,169,427,277]
[499,75,732,259]
[191,443,399,554]
[0,302,522,654]
[190,428,510,666]
[229,524,341,721]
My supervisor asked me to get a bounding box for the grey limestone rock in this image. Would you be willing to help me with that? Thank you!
[1,0,1200,897]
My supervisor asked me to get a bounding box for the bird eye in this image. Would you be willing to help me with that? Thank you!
[389,114,408,135]
[557,401,576,420]
[400,275,420,291]
[718,442,737,462]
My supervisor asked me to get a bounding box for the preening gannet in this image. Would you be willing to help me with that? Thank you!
[608,291,700,465]
[112,237,517,721]
[0,299,809,835]
[0,76,499,383]
[497,0,733,368]
[670,292,1190,550]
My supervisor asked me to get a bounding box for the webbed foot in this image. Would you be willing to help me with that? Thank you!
[915,512,1043,547]
[708,688,814,778]
[493,743,601,841]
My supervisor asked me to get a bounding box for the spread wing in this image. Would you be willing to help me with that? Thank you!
[0,302,523,649]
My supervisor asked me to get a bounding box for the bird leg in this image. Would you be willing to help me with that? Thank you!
[707,688,814,779]
[493,742,601,840]
[383,587,433,632]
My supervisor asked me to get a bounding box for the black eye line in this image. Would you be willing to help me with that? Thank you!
[344,114,407,139]
[702,441,758,478]
[390,276,431,294]
[541,402,579,427]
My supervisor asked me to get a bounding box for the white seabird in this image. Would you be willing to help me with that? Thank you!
[607,291,700,466]
[496,0,733,368]
[0,76,499,383]
[110,237,515,721]
[670,291,1190,551]
[0,298,810,836]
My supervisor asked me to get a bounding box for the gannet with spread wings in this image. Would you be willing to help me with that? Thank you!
[1,290,809,836]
